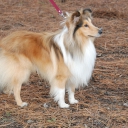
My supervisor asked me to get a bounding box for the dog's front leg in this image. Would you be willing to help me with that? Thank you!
[66,82,78,104]
[50,77,69,108]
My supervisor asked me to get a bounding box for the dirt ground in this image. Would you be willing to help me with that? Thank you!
[0,0,128,127]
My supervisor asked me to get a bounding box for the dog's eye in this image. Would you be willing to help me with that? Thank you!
[84,24,88,27]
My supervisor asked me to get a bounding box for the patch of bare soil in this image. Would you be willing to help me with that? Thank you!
[0,0,128,127]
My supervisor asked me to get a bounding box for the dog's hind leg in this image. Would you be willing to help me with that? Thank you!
[13,83,28,107]
[12,68,31,107]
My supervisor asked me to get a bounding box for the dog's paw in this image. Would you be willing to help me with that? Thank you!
[21,102,28,108]
[59,102,70,108]
[69,99,78,104]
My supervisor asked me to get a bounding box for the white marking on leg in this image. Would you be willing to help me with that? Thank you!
[50,87,69,108]
[68,87,78,104]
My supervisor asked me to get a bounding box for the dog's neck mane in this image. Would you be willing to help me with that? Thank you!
[52,25,96,87]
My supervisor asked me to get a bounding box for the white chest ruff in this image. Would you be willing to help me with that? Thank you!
[54,28,96,87]
[66,40,96,87]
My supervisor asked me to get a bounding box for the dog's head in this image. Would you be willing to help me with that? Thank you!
[65,8,102,39]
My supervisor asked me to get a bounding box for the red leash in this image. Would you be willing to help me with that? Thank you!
[49,0,66,18]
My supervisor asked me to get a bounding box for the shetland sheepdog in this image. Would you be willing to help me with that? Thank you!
[0,9,102,108]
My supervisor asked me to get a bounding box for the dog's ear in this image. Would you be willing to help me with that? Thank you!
[71,11,82,25]
[82,8,92,19]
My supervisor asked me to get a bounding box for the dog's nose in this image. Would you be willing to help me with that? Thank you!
[98,28,102,35]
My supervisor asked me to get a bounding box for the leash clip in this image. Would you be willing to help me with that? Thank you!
[49,0,66,19]
[59,11,66,19]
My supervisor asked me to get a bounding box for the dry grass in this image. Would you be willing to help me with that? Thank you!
[0,0,128,127]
